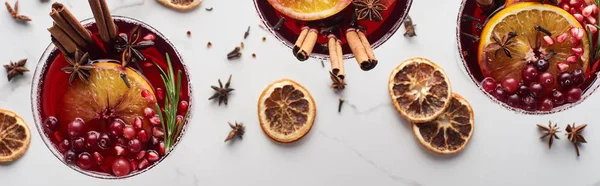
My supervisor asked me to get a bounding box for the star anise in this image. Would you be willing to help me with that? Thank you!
[330,71,346,91]
[115,25,154,69]
[5,1,31,22]
[61,49,95,84]
[536,121,560,149]
[224,121,245,142]
[353,0,387,22]
[483,31,517,58]
[209,75,234,105]
[3,59,28,81]
[565,123,587,157]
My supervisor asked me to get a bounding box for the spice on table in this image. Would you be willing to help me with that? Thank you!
[338,98,345,113]
[205,7,213,11]
[61,49,95,84]
[209,75,234,105]
[240,42,244,49]
[5,0,31,21]
[330,71,346,91]
[565,123,587,157]
[4,58,28,81]
[244,26,250,39]
[252,53,256,58]
[224,121,245,142]
[403,15,416,37]
[262,36,266,42]
[187,31,191,36]
[227,47,242,60]
[207,42,212,48]
[536,121,560,149]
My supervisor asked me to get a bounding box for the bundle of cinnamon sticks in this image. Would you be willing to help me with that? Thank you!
[328,35,345,80]
[346,28,377,71]
[293,26,319,61]
[48,0,117,56]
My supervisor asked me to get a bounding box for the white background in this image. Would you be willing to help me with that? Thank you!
[1,0,599,185]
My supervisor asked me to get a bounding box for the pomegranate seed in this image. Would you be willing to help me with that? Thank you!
[176,115,184,127]
[64,150,77,164]
[68,118,86,137]
[556,33,568,43]
[151,136,160,146]
[587,24,598,34]
[583,5,594,16]
[136,150,147,160]
[133,117,143,130]
[517,84,529,97]
[570,0,581,6]
[592,4,598,14]
[567,55,579,63]
[552,90,566,105]
[109,119,125,137]
[178,100,189,114]
[93,152,103,165]
[572,48,584,56]
[58,139,70,153]
[72,137,86,152]
[98,133,112,149]
[153,127,165,138]
[150,115,161,126]
[143,34,155,41]
[557,62,570,72]
[588,17,598,24]
[77,152,93,170]
[543,36,554,46]
[147,150,159,162]
[44,116,59,132]
[139,130,149,142]
[143,62,153,67]
[540,98,554,111]
[128,139,143,153]
[156,88,165,100]
[567,87,583,103]
[54,131,64,142]
[141,89,154,102]
[138,159,149,169]
[574,13,585,22]
[112,158,131,177]
[158,141,166,155]
[561,3,571,11]
[574,28,585,40]
[115,145,126,156]
[130,159,139,172]
[570,7,578,14]
[144,107,156,118]
[123,126,137,140]
[116,137,127,146]
[85,131,100,149]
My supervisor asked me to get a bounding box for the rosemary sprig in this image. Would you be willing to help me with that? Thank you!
[153,53,185,151]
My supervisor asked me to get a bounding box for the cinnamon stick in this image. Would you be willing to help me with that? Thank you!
[346,28,371,71]
[357,30,377,70]
[51,37,69,56]
[50,3,91,48]
[48,24,78,54]
[89,0,117,43]
[293,27,309,55]
[296,28,318,61]
[336,39,345,80]
[328,35,340,75]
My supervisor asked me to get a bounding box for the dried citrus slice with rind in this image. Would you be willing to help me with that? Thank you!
[412,93,474,155]
[0,109,31,162]
[157,0,202,11]
[389,57,452,123]
[258,79,316,143]
[267,0,352,21]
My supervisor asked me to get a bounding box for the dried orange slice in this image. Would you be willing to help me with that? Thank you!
[412,93,474,155]
[258,79,316,143]
[157,0,202,11]
[388,57,452,123]
[0,109,31,162]
[267,0,352,21]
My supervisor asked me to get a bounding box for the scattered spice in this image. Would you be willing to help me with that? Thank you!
[61,49,95,84]
[244,26,250,39]
[4,58,28,81]
[461,32,480,42]
[5,0,31,22]
[115,25,155,69]
[207,42,212,48]
[353,0,387,22]
[227,47,242,60]
[205,7,213,11]
[536,121,560,149]
[338,98,345,113]
[209,75,234,105]
[187,31,191,36]
[483,31,517,58]
[252,53,256,58]
[403,15,416,37]
[224,121,245,142]
[565,123,587,157]
[262,36,266,42]
[240,42,245,49]
[273,16,286,31]
[330,71,346,91]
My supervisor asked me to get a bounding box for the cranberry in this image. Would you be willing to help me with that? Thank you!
[67,118,86,137]
[64,150,78,164]
[138,159,149,169]
[98,133,112,149]
[481,77,497,93]
[58,139,70,153]
[123,126,137,140]
[529,82,544,98]
[507,94,521,108]
[558,72,574,89]
[522,65,539,83]
[522,96,538,111]
[153,127,165,138]
[93,152,103,165]
[144,107,155,118]
[572,69,585,86]
[115,145,126,156]
[136,150,147,160]
[517,84,529,97]
[112,158,131,177]
[77,152,93,170]
[567,87,583,103]
[85,131,100,148]
[539,98,554,111]
[133,117,143,130]
[501,77,519,94]
[43,116,59,132]
[138,130,149,142]
[535,59,550,72]
[539,72,555,88]
[551,90,566,105]
[109,119,125,137]
[178,100,189,114]
[128,139,143,153]
[147,150,159,162]
[156,88,165,100]
[116,137,127,146]
[72,137,86,152]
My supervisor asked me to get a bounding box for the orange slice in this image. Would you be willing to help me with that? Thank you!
[61,62,156,131]
[505,0,538,7]
[157,0,202,11]
[258,79,316,143]
[267,0,352,21]
[388,57,452,123]
[412,93,474,155]
[0,109,31,162]
[478,3,589,83]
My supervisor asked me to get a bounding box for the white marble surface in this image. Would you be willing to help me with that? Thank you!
[1,0,600,185]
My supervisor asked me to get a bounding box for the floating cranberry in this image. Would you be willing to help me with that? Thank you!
[572,69,585,86]
[85,131,100,148]
[133,117,143,130]
[58,139,70,153]
[43,116,59,132]
[136,150,147,160]
[141,89,154,102]
[98,133,112,149]
[501,77,519,94]
[144,107,155,118]
[115,145,126,156]
[150,115,161,126]
[539,72,555,88]
[77,152,93,170]
[147,150,159,162]
[123,126,137,140]
[522,65,539,83]
[507,94,521,108]
[517,84,529,97]
[529,82,544,98]
[522,96,538,111]
[551,90,566,105]
[156,88,165,100]
[153,127,165,138]
[109,119,125,137]
[535,59,549,72]
[72,137,86,152]
[67,118,86,137]
[128,139,143,153]
[112,158,131,177]
[567,87,583,103]
[178,100,189,114]
[138,130,149,143]
[558,72,574,89]
[64,150,77,165]
[481,77,497,93]
[539,98,554,111]
[138,159,149,169]
[93,152,103,165]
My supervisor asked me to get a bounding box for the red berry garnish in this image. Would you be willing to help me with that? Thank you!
[85,131,100,149]
[43,116,59,132]
[64,150,77,164]
[567,87,583,103]
[539,98,554,111]
[123,126,137,140]
[538,72,555,88]
[138,159,149,169]
[522,65,539,83]
[112,158,131,177]
[481,77,497,93]
[77,152,93,170]
[98,133,111,149]
[58,139,70,153]
[141,89,154,102]
[144,107,155,118]
[153,127,164,138]
[136,150,147,160]
[517,84,529,97]
[178,100,189,114]
[557,62,569,72]
[501,77,519,94]
[493,86,508,101]
[67,118,86,137]
[138,130,149,143]
[143,33,155,41]
[72,137,86,152]
[522,96,538,111]
[572,69,585,86]
[109,119,125,137]
[507,94,521,108]
[150,136,160,146]
[93,152,103,165]
[551,90,566,105]
[150,115,161,125]
[529,82,544,98]
[147,150,159,162]
[558,72,573,89]
[115,145,126,156]
[176,115,184,127]
[156,88,165,100]
[128,139,143,153]
[133,117,143,130]
[158,141,166,155]
[130,159,139,172]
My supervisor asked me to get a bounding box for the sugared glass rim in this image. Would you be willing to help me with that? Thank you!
[454,0,600,115]
[30,15,194,179]
[253,0,413,60]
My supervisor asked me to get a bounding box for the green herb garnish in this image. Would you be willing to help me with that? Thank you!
[154,53,187,151]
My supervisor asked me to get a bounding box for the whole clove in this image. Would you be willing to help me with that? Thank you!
[227,47,242,60]
[244,26,250,39]
[273,16,286,31]
[338,98,345,113]
[205,7,213,11]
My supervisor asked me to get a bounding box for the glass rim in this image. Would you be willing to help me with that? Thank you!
[30,15,194,179]
[454,0,600,115]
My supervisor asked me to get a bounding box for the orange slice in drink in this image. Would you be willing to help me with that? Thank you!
[267,0,352,21]
[0,109,31,162]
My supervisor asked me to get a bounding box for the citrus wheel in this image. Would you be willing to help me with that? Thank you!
[412,93,474,155]
[0,109,31,162]
[505,0,538,7]
[388,57,452,123]
[61,62,156,132]
[258,79,316,143]
[157,0,202,11]
[478,2,589,85]
[266,0,352,21]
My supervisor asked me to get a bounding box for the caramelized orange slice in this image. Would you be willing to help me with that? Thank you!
[0,109,31,162]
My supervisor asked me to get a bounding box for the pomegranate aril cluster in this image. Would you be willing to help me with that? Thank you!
[560,0,599,30]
